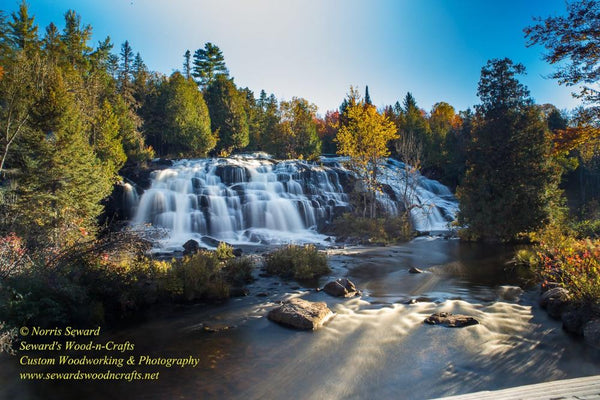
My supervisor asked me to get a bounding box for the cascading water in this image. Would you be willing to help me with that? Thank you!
[128,154,458,250]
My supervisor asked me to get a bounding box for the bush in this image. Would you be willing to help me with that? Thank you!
[215,241,235,261]
[174,251,229,301]
[534,236,600,304]
[265,244,329,280]
[223,257,254,286]
[330,213,413,244]
[571,219,600,239]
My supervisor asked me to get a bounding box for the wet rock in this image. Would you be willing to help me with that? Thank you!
[541,281,561,293]
[539,287,570,319]
[202,324,235,333]
[323,278,359,297]
[229,287,249,297]
[182,239,200,255]
[200,236,222,248]
[256,292,268,297]
[267,298,334,330]
[406,296,434,304]
[583,320,600,348]
[408,267,424,274]
[233,248,243,257]
[497,285,524,302]
[424,312,479,328]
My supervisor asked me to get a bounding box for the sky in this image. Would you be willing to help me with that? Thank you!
[5,0,580,115]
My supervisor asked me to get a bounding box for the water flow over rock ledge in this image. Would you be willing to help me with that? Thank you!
[125,154,458,251]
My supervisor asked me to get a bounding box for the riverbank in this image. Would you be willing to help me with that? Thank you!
[2,239,599,400]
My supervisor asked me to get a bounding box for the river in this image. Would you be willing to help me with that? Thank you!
[1,238,599,400]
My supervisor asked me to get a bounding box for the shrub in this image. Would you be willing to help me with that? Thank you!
[265,244,330,280]
[535,237,600,304]
[330,213,413,244]
[174,251,229,301]
[223,257,254,286]
[215,241,235,261]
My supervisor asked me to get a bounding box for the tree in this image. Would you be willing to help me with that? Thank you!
[316,110,339,154]
[0,51,47,173]
[393,92,429,164]
[275,97,321,159]
[525,0,600,128]
[365,85,372,105]
[192,42,228,88]
[60,10,92,68]
[7,0,38,52]
[336,92,398,217]
[204,74,248,154]
[457,58,560,241]
[183,49,191,79]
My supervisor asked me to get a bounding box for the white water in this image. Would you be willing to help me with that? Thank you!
[128,154,458,250]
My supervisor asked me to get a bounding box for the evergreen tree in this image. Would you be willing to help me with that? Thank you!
[192,42,228,88]
[365,85,372,105]
[155,72,216,156]
[183,49,191,79]
[60,10,92,68]
[457,58,560,241]
[8,0,38,52]
[204,74,248,154]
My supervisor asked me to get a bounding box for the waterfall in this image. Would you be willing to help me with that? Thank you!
[128,154,457,250]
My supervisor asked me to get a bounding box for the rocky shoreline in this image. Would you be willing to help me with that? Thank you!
[538,284,600,348]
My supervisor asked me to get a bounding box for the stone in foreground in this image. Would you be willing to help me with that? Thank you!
[323,278,359,297]
[268,298,333,330]
[424,312,479,328]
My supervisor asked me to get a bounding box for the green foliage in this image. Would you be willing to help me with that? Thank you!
[223,256,254,286]
[330,213,413,244]
[157,72,216,157]
[204,74,249,155]
[215,241,234,261]
[271,97,321,159]
[457,59,561,242]
[264,244,330,280]
[192,42,228,88]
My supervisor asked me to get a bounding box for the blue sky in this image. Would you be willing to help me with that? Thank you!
[6,0,579,115]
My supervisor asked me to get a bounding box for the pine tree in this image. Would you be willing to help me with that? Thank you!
[183,49,191,79]
[60,10,92,68]
[8,0,38,52]
[192,42,228,88]
[457,58,560,241]
[365,85,372,105]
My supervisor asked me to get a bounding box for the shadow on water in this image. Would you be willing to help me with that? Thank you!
[1,239,599,400]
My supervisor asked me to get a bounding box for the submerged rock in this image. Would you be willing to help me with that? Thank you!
[323,278,359,297]
[267,298,334,330]
[497,285,524,302]
[408,267,424,274]
[424,312,479,328]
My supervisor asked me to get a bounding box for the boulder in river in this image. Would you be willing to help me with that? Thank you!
[182,239,200,255]
[583,320,600,349]
[323,278,359,297]
[539,287,571,319]
[267,298,334,330]
[408,267,424,274]
[424,312,479,328]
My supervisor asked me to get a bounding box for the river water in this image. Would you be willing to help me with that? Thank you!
[2,239,599,400]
